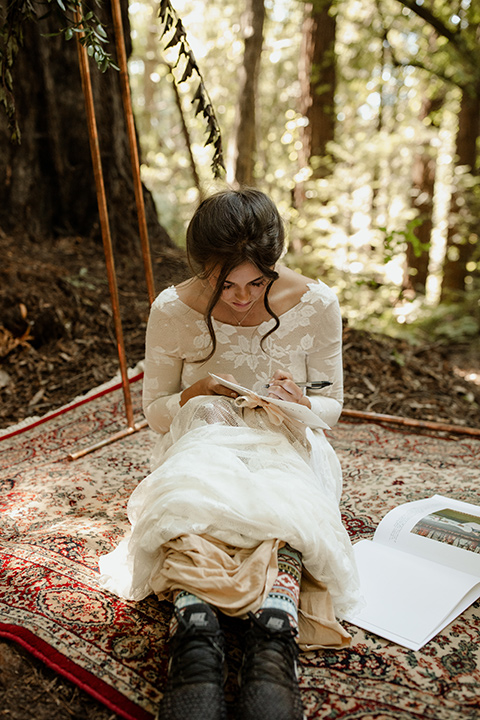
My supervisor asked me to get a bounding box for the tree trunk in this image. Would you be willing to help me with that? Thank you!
[403,96,440,296]
[297,0,336,179]
[403,153,435,294]
[0,0,172,255]
[440,89,480,300]
[229,0,265,187]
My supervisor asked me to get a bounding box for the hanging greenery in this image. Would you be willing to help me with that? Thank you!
[157,0,224,178]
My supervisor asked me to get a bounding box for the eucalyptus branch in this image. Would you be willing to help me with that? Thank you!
[0,0,118,142]
[158,0,225,179]
[40,0,118,71]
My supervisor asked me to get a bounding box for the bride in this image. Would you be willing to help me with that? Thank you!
[100,188,360,720]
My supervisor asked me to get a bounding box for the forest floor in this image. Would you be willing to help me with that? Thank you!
[1,229,480,719]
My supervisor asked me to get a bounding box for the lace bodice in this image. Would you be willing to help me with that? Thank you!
[142,280,344,434]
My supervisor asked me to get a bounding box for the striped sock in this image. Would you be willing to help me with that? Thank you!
[256,544,302,629]
[169,590,209,636]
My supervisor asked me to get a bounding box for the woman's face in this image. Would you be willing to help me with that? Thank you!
[209,261,269,313]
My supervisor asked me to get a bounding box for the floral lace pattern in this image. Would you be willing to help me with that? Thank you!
[143,281,343,434]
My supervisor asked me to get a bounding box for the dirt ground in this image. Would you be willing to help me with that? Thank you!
[1,229,479,719]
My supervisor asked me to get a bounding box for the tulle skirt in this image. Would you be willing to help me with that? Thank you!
[99,396,360,618]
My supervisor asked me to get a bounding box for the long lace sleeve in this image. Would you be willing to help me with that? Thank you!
[142,289,183,434]
[303,287,343,428]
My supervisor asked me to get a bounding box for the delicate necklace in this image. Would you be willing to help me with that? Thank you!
[223,297,260,326]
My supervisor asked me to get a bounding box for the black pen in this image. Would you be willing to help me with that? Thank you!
[263,381,332,389]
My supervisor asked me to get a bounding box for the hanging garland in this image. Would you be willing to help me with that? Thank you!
[158,0,225,178]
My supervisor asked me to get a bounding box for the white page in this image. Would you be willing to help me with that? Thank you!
[208,373,330,429]
[344,539,480,650]
[373,495,480,577]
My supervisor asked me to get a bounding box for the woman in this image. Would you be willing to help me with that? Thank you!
[100,189,360,720]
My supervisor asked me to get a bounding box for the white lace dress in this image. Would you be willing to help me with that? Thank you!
[99,281,360,623]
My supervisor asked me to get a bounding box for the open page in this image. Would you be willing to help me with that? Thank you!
[343,495,480,650]
[344,541,480,650]
[208,373,330,430]
[373,495,480,576]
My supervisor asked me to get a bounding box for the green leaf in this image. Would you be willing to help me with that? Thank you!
[179,59,194,83]
[93,28,107,43]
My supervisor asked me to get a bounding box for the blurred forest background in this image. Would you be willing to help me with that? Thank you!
[126,0,480,342]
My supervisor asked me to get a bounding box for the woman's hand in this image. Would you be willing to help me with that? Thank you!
[266,369,311,408]
[180,374,239,407]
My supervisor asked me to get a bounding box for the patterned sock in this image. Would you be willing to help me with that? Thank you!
[169,590,210,636]
[256,544,302,629]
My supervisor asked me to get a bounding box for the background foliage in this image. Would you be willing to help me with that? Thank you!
[125,0,480,344]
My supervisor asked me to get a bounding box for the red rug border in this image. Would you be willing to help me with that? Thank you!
[0,371,144,443]
[0,624,154,720]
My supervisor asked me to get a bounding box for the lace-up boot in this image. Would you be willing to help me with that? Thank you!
[238,609,305,720]
[157,603,227,720]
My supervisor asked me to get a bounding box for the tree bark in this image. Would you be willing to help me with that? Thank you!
[403,153,435,294]
[230,0,265,187]
[297,0,336,178]
[0,0,172,254]
[403,95,441,295]
[440,88,480,299]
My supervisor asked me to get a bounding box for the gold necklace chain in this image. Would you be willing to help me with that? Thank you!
[223,297,259,326]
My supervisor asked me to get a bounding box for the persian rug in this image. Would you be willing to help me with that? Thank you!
[0,376,479,720]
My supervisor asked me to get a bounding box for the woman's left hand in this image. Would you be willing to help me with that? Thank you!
[266,370,311,408]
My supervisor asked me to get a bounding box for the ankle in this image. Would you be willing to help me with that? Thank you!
[169,592,213,636]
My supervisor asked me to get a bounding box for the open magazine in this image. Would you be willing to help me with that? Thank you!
[343,495,480,650]
[208,373,330,430]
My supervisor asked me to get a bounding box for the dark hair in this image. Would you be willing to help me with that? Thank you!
[186,188,285,360]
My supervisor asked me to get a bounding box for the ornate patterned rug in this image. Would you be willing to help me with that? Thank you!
[1,377,479,720]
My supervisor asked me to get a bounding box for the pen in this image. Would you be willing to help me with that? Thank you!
[263,381,332,389]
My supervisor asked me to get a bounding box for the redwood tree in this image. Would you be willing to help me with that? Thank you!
[403,93,444,296]
[229,0,266,187]
[297,0,336,178]
[440,88,480,299]
[0,0,172,254]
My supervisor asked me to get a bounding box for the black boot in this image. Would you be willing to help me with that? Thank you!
[157,603,227,720]
[238,609,304,720]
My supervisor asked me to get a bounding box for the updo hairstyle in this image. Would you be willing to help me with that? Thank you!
[186,188,285,360]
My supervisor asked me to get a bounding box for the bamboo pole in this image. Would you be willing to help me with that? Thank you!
[341,408,480,438]
[75,9,134,430]
[111,0,156,305]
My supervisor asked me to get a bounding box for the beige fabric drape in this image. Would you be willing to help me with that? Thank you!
[149,534,351,651]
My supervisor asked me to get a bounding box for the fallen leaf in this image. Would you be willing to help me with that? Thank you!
[0,369,12,388]
[28,388,45,406]
[0,325,33,358]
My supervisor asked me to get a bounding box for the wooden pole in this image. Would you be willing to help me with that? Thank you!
[111,0,156,305]
[341,408,480,438]
[75,9,134,429]
[67,419,148,461]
